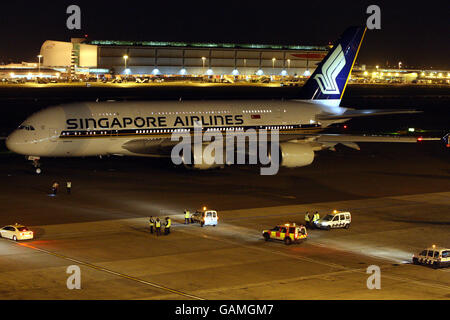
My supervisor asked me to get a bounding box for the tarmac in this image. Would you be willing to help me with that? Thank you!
[0,141,449,299]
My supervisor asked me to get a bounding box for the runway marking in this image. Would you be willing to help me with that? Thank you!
[15,242,204,300]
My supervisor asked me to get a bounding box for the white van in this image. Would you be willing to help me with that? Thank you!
[191,210,218,227]
[314,211,351,230]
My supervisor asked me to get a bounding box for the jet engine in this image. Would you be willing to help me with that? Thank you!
[279,142,315,168]
[181,146,223,170]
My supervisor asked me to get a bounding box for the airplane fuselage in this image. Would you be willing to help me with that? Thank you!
[6,99,346,158]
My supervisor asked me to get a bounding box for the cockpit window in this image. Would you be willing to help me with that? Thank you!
[18,125,35,131]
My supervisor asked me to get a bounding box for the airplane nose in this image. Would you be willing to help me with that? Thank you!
[6,130,25,155]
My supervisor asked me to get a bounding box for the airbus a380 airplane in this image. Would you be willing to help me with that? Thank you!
[5,27,443,173]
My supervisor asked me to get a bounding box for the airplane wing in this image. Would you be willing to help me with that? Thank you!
[121,138,175,157]
[119,129,448,157]
[311,134,442,150]
[316,109,422,121]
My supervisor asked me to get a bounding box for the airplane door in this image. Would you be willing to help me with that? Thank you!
[49,128,58,142]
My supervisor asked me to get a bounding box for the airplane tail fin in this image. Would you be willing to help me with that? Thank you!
[301,26,366,102]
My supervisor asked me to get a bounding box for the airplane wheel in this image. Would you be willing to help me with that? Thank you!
[263,233,270,241]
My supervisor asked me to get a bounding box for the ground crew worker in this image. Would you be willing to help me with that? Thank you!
[155,218,161,236]
[149,216,155,234]
[165,217,172,235]
[66,181,72,194]
[312,211,320,227]
[304,212,311,228]
[51,182,59,195]
[184,209,190,224]
[315,211,320,221]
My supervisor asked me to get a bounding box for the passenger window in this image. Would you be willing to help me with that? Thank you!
[207,212,212,217]
[332,216,338,221]
[427,251,434,257]
[345,214,350,219]
[281,227,287,233]
[289,227,295,233]
[442,251,449,258]
[434,251,439,258]
[420,250,427,256]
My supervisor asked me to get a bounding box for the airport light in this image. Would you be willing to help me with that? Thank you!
[421,72,425,77]
[123,55,129,73]
[398,61,402,69]
[438,73,442,78]
[395,72,399,77]
[303,69,311,76]
[179,68,187,75]
[10,72,15,78]
[232,69,239,76]
[37,55,43,73]
[201,57,206,74]
[272,57,276,74]
[363,71,368,76]
[376,65,379,70]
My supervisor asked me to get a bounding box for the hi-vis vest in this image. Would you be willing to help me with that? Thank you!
[313,214,319,221]
[185,211,190,219]
[156,220,161,228]
[149,219,155,226]
[305,214,310,222]
[166,219,172,228]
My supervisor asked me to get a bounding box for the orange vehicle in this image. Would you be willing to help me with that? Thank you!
[262,223,307,245]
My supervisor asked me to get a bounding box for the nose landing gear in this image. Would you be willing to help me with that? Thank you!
[27,156,41,174]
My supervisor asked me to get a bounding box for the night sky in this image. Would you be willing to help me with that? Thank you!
[1,0,448,69]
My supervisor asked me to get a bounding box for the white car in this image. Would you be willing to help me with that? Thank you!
[412,246,450,269]
[0,224,34,241]
[191,209,218,227]
[314,211,351,230]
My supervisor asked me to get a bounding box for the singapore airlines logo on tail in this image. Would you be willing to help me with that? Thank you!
[314,44,346,94]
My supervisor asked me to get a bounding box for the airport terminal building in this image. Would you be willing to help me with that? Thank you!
[39,38,330,78]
